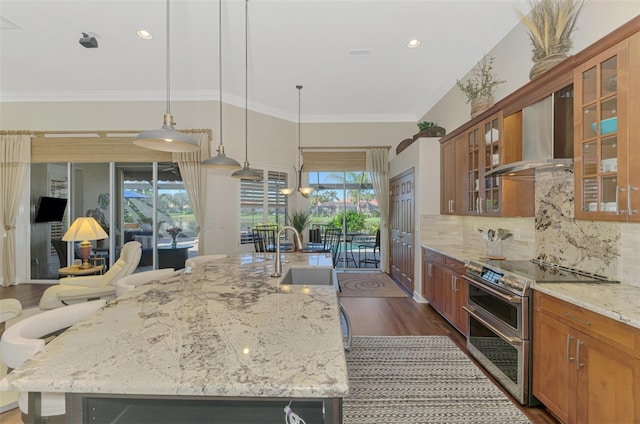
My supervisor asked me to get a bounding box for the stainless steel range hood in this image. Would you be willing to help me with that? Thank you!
[487,86,574,176]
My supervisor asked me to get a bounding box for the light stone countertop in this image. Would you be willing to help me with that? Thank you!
[4,253,349,399]
[532,283,640,329]
[421,243,640,331]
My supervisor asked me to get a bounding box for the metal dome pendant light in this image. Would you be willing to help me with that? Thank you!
[280,85,313,197]
[134,0,199,153]
[202,0,241,169]
[231,0,262,181]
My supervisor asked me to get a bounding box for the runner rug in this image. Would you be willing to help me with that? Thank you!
[344,336,531,423]
[338,273,408,297]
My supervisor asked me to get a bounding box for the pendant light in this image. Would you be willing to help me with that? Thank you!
[133,0,199,153]
[231,0,262,181]
[202,0,242,169]
[280,85,313,198]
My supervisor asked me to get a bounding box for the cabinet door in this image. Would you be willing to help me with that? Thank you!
[454,277,468,335]
[533,312,572,424]
[441,136,463,215]
[576,332,640,424]
[442,268,460,328]
[574,39,629,221]
[628,32,640,222]
[464,125,481,214]
[440,139,459,215]
[481,115,502,215]
[421,251,435,302]
[430,263,445,314]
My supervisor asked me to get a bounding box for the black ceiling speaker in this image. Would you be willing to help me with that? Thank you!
[79,33,98,48]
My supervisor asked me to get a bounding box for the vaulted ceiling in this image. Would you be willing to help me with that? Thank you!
[0,0,531,123]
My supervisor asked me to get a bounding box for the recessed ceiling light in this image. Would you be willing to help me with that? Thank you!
[406,39,421,48]
[137,29,152,40]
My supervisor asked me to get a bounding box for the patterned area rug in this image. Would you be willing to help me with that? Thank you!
[338,273,409,297]
[344,336,531,423]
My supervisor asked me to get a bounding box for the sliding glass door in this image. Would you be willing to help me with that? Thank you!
[308,171,379,271]
[30,161,194,280]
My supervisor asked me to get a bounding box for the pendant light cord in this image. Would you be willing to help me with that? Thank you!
[297,85,302,171]
[244,0,249,162]
[166,0,171,115]
[218,0,224,149]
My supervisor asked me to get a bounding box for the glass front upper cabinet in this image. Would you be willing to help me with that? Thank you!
[575,43,626,220]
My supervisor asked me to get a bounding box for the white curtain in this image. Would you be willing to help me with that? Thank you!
[173,131,210,256]
[366,148,389,272]
[1,132,31,286]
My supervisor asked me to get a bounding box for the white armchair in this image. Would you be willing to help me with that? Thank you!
[39,241,142,310]
[0,300,106,420]
[0,299,22,335]
[115,268,176,297]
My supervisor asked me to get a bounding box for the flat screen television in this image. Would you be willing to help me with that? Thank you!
[34,196,67,223]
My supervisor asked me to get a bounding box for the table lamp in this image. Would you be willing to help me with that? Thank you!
[62,217,109,269]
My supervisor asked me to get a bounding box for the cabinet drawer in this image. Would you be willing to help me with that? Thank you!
[534,291,640,359]
[422,248,444,265]
[444,257,465,274]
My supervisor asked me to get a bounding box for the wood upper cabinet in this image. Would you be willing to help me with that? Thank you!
[421,248,467,334]
[533,291,640,424]
[462,111,534,217]
[574,32,640,221]
[440,135,464,215]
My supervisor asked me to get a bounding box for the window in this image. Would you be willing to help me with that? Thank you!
[240,170,288,244]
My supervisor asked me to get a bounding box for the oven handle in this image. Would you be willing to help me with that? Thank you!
[464,305,522,346]
[461,275,522,304]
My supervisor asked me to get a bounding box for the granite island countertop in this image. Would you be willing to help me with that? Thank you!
[4,253,349,399]
[421,242,640,331]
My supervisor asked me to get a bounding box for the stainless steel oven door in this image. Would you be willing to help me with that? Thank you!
[462,275,528,339]
[464,306,530,405]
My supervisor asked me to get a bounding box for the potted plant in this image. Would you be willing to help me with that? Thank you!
[518,0,584,80]
[456,54,505,118]
[288,210,311,250]
[414,121,446,140]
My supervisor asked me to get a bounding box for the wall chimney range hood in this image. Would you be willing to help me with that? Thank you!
[486,85,574,177]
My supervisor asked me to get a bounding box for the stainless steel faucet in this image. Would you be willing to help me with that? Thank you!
[271,226,301,277]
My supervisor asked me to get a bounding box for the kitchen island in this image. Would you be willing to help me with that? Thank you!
[4,253,348,424]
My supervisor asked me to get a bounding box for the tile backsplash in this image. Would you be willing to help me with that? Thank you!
[421,169,639,288]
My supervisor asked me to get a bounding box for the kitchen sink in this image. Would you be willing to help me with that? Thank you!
[279,265,338,289]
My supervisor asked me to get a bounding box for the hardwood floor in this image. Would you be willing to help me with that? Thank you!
[0,283,53,309]
[0,280,559,424]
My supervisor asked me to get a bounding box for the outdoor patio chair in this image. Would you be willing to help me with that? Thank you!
[357,229,381,268]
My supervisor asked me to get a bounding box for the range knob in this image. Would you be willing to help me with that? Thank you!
[499,274,529,293]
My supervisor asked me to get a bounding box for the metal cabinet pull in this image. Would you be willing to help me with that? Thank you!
[478,197,483,214]
[563,312,591,326]
[427,263,433,277]
[576,339,584,369]
[566,334,574,363]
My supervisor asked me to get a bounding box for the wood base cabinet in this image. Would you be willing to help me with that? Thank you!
[421,247,468,334]
[533,291,640,424]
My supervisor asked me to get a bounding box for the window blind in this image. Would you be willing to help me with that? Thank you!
[302,151,366,172]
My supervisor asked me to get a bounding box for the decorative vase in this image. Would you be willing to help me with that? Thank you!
[171,237,177,248]
[529,53,568,80]
[470,95,493,118]
[295,233,304,251]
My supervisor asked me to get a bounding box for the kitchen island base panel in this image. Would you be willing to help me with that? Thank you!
[64,393,342,424]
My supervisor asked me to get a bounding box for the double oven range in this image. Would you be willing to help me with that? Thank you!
[462,259,615,406]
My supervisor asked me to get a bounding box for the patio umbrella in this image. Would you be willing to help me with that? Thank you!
[124,190,149,199]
